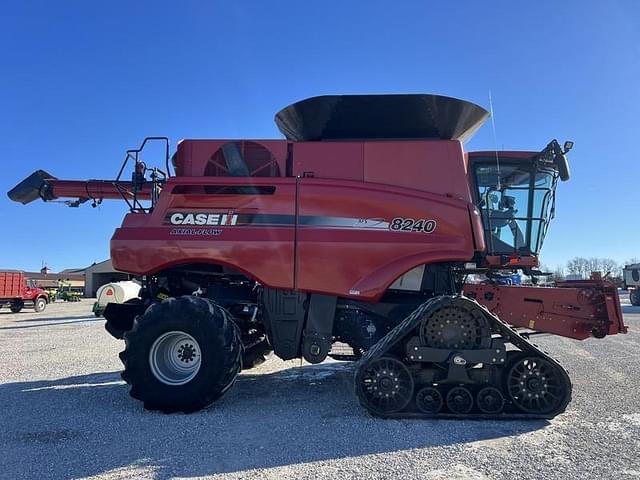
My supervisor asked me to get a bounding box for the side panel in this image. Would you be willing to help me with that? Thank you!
[363,140,472,200]
[292,142,364,181]
[465,280,627,340]
[0,272,25,299]
[110,177,296,289]
[296,179,476,300]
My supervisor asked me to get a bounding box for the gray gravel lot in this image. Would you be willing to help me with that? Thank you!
[1,296,639,480]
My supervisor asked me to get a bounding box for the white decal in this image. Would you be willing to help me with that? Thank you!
[169,212,237,226]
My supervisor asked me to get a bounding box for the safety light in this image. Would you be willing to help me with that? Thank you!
[563,141,574,153]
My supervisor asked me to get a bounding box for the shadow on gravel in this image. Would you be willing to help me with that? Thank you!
[0,316,101,330]
[622,305,640,315]
[0,363,548,479]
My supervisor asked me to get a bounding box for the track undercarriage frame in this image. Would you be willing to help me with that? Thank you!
[354,295,573,418]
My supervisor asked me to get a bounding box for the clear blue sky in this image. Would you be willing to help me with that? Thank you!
[1,1,639,272]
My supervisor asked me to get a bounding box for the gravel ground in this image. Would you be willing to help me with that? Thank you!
[1,296,639,480]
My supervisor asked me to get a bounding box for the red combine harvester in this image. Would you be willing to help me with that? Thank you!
[9,94,626,418]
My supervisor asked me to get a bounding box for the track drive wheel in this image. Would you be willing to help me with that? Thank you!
[120,295,242,413]
[356,356,414,415]
[505,355,570,416]
[419,299,491,350]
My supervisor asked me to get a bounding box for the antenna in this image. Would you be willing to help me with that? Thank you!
[488,91,501,190]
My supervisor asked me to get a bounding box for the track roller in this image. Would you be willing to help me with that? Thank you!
[415,387,443,414]
[446,386,474,414]
[476,387,505,414]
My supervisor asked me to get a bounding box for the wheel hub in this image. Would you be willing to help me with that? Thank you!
[178,343,197,363]
[149,331,202,386]
[379,376,394,392]
[526,377,543,392]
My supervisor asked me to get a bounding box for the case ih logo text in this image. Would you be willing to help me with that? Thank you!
[167,213,238,226]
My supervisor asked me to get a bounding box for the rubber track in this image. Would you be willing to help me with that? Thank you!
[354,294,572,420]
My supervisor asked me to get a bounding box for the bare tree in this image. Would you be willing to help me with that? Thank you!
[567,257,589,279]
[600,258,619,277]
[566,257,619,279]
[553,265,565,282]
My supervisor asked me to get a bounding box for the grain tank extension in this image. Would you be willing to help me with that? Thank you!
[8,94,627,418]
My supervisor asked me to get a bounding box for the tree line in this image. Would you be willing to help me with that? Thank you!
[544,257,640,282]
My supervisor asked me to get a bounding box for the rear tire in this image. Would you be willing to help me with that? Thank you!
[10,301,24,313]
[34,297,46,312]
[120,295,242,413]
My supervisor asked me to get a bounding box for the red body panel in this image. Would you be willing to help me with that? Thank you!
[110,139,480,301]
[0,271,47,302]
[362,141,471,199]
[296,179,475,299]
[111,177,297,290]
[293,142,364,181]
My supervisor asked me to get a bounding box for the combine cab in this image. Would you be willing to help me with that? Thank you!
[9,94,627,418]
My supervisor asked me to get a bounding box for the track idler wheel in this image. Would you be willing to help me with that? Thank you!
[446,386,474,414]
[506,356,570,415]
[356,356,414,415]
[476,387,504,414]
[415,387,443,414]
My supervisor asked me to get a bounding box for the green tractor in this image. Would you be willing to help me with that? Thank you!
[57,279,81,302]
[44,287,58,302]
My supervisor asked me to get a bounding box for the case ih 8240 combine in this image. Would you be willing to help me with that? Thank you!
[9,94,626,418]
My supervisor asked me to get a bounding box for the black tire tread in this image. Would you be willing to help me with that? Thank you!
[10,301,24,313]
[120,295,242,413]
